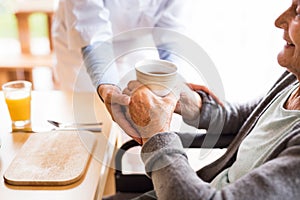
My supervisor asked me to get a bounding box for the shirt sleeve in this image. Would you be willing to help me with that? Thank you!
[153,0,190,70]
[155,0,189,32]
[82,42,119,88]
[64,0,113,49]
[63,0,118,88]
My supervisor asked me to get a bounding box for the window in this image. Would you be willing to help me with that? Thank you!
[185,1,287,102]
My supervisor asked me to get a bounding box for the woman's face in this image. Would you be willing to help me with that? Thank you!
[275,0,300,75]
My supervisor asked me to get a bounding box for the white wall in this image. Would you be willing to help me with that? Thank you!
[184,0,288,102]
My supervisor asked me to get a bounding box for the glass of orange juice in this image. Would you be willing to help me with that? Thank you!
[2,80,32,129]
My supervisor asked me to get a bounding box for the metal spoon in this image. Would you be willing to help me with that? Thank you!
[47,120,102,128]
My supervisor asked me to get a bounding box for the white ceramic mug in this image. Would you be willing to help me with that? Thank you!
[135,59,178,96]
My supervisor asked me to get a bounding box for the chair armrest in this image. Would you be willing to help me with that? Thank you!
[115,140,153,193]
[115,132,234,172]
[176,132,235,148]
[114,132,235,193]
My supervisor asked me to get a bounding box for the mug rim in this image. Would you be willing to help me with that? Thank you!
[135,59,177,77]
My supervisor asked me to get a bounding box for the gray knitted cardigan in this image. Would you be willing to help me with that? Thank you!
[141,71,300,200]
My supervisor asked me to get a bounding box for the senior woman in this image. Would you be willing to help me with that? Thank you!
[119,0,300,199]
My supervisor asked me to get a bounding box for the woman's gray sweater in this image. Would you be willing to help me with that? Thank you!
[141,71,300,200]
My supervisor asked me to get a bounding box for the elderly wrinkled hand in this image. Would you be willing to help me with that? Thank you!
[174,83,202,123]
[123,81,178,144]
[174,83,223,127]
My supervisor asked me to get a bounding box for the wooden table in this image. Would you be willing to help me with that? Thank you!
[0,90,120,200]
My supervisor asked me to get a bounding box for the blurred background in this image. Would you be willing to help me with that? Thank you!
[185,0,287,102]
[0,0,287,102]
[0,0,55,90]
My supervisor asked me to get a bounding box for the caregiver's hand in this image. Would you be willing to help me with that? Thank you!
[98,84,142,144]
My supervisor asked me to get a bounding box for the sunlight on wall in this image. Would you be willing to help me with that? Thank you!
[185,0,289,102]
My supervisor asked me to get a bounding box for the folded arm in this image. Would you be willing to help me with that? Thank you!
[142,131,300,200]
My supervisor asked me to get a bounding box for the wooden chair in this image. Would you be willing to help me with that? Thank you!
[0,0,55,89]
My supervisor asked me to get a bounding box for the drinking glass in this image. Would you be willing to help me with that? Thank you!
[2,80,32,129]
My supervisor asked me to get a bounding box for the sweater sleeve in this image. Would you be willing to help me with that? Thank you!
[141,132,300,200]
[193,90,261,135]
[195,71,296,135]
